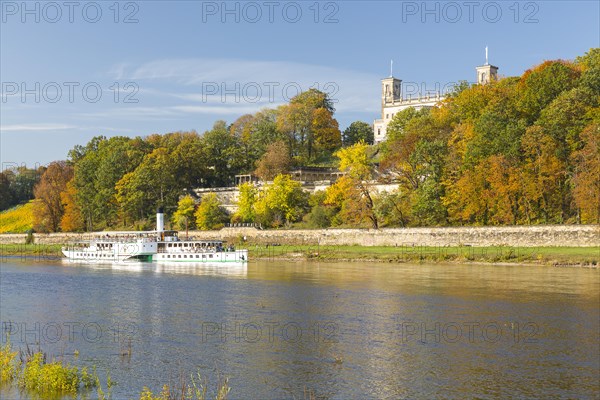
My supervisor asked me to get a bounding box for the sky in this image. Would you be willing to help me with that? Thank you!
[1,0,599,167]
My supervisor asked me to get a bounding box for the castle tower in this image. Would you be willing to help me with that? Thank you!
[381,76,402,120]
[476,46,498,84]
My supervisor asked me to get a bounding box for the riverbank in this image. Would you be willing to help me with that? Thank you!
[2,225,598,247]
[1,243,598,266]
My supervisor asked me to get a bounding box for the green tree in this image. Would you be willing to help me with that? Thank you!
[233,182,258,223]
[172,195,197,232]
[518,60,580,123]
[0,173,14,211]
[202,121,245,187]
[343,121,374,146]
[303,190,337,228]
[195,193,229,230]
[254,174,309,227]
[385,107,426,142]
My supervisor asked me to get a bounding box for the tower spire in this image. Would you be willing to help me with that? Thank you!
[485,46,489,65]
[390,59,393,77]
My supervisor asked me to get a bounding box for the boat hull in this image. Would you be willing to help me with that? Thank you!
[152,249,248,264]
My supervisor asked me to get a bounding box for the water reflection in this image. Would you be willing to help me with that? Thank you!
[155,263,247,278]
[0,260,598,399]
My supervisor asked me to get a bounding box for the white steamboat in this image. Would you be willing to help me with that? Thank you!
[62,208,248,265]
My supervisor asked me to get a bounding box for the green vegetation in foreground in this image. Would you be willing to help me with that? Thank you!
[0,337,104,398]
[0,202,34,233]
[1,338,230,400]
[139,374,230,400]
[249,244,600,266]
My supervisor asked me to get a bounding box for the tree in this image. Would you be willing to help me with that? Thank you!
[115,147,178,224]
[32,161,73,232]
[324,175,363,226]
[518,60,580,123]
[233,182,258,223]
[255,140,292,181]
[0,173,14,211]
[385,107,425,142]
[60,179,84,232]
[572,123,600,223]
[277,89,337,162]
[303,190,336,228]
[312,108,342,154]
[202,121,245,187]
[195,193,229,230]
[334,143,379,228]
[519,126,565,223]
[172,195,197,233]
[374,190,411,227]
[254,174,309,227]
[343,121,374,146]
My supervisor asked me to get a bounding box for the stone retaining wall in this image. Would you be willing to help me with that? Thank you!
[2,225,599,247]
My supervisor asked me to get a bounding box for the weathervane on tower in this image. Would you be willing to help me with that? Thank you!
[390,59,393,77]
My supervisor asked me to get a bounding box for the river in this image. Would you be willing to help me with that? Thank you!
[0,259,598,399]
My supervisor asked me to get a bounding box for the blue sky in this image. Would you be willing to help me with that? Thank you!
[1,0,598,167]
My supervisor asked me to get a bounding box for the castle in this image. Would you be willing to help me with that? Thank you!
[373,50,498,143]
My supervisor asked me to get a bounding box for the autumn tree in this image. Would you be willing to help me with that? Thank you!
[312,108,342,155]
[323,175,363,226]
[195,193,229,230]
[254,174,309,227]
[255,140,292,181]
[519,126,565,223]
[277,89,338,162]
[60,179,84,232]
[334,143,379,228]
[32,161,73,232]
[172,195,197,232]
[233,182,258,223]
[572,123,600,223]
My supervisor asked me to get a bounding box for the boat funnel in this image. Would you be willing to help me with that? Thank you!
[156,207,164,232]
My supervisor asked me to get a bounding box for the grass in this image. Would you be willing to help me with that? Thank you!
[1,338,230,400]
[139,371,230,400]
[0,202,34,234]
[0,243,63,258]
[249,244,600,266]
[1,242,597,266]
[0,337,101,398]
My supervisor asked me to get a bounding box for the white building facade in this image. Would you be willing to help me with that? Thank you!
[373,59,498,143]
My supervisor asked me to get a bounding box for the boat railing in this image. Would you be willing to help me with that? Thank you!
[65,237,156,245]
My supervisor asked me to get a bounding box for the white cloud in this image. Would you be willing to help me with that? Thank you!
[0,123,77,132]
[113,58,381,114]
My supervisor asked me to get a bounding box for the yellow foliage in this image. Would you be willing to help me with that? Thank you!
[0,202,34,233]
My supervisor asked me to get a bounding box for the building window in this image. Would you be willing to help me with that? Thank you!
[378,129,381,136]
[386,114,389,119]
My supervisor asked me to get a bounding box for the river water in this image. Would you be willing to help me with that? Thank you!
[0,259,598,399]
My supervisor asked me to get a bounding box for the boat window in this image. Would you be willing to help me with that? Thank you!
[178,255,181,258]
[209,254,213,258]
